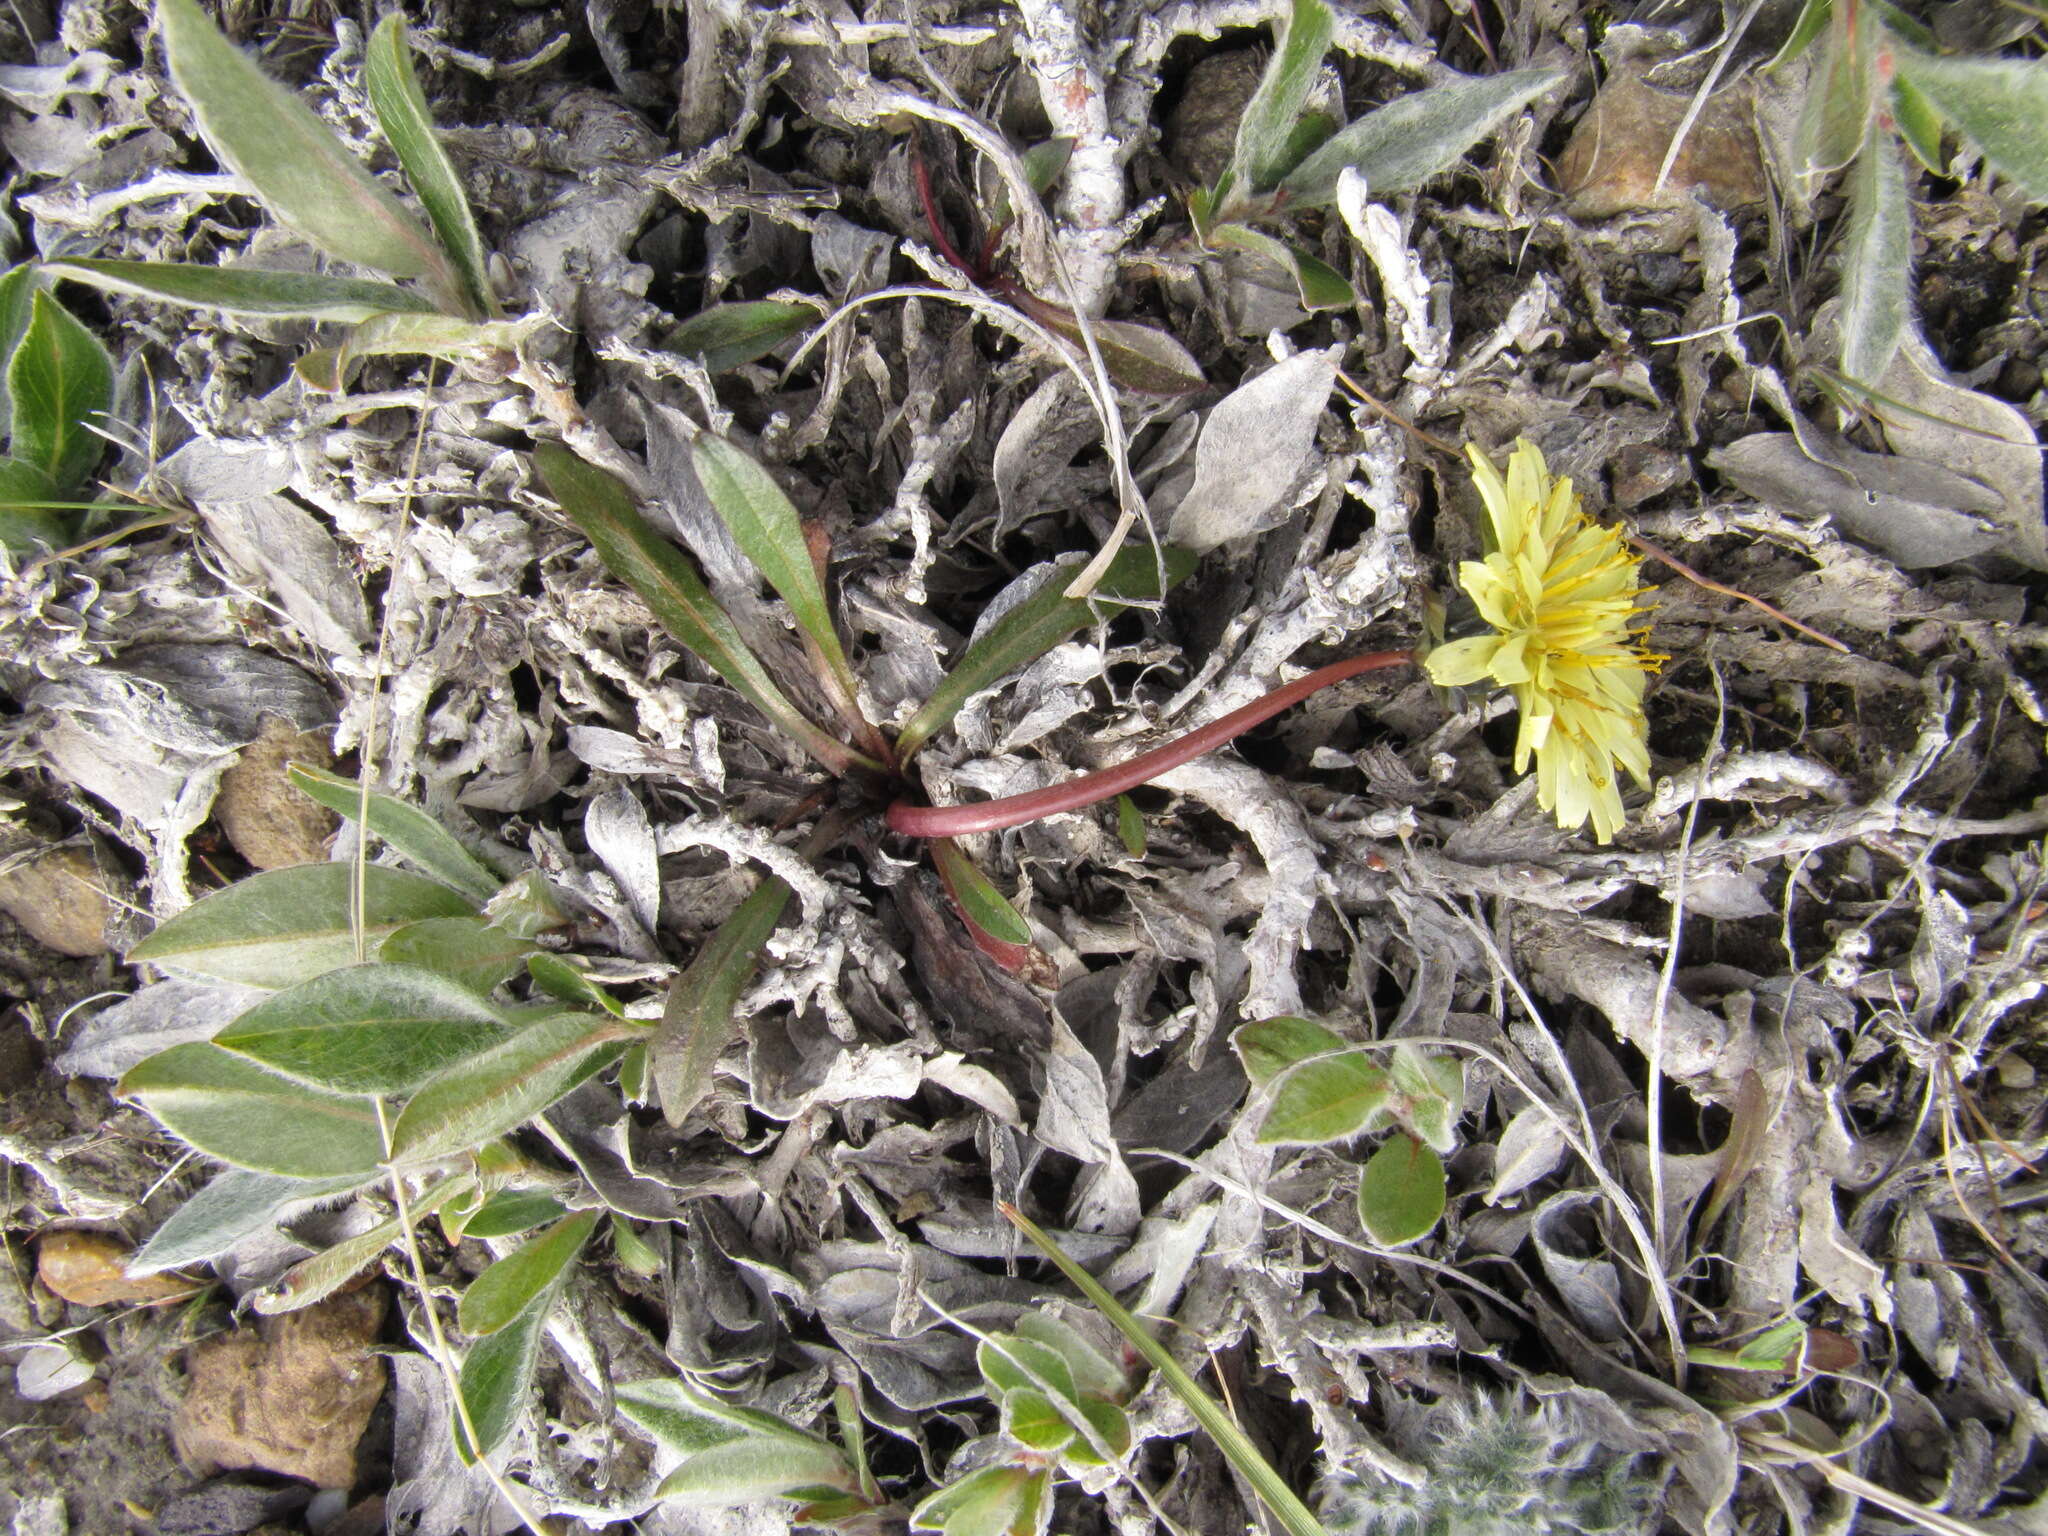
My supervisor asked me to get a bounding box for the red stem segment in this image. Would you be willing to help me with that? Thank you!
[887,651,1414,838]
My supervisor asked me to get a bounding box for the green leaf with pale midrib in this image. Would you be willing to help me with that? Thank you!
[212,961,513,1094]
[119,1042,383,1177]
[285,764,503,902]
[457,1207,600,1335]
[1254,1055,1393,1145]
[1838,130,1911,383]
[1280,67,1563,205]
[128,863,477,989]
[1893,48,2048,206]
[651,875,789,1126]
[7,289,113,491]
[1229,0,1337,195]
[129,1168,370,1273]
[388,1009,629,1165]
[47,259,436,322]
[364,14,492,319]
[897,542,1196,760]
[379,916,538,993]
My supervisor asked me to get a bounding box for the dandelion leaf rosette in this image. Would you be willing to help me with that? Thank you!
[1424,440,1657,842]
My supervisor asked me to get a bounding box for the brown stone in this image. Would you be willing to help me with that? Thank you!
[0,840,115,957]
[1166,49,1266,188]
[215,718,338,871]
[36,1230,195,1308]
[173,1287,387,1488]
[1558,70,1767,220]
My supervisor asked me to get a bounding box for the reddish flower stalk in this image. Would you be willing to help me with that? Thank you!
[888,651,1415,838]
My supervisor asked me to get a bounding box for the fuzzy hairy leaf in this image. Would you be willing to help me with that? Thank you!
[457,1208,600,1335]
[47,259,436,322]
[910,1464,1046,1536]
[1019,298,1207,395]
[978,1336,1076,1404]
[1230,0,1336,193]
[388,1009,629,1165]
[1791,2,1875,182]
[7,289,113,490]
[364,14,492,317]
[456,1288,548,1459]
[0,264,39,440]
[898,543,1196,760]
[129,1168,369,1274]
[1256,1054,1393,1145]
[656,1438,854,1506]
[533,442,863,774]
[1839,130,1912,383]
[457,1189,567,1241]
[156,0,453,288]
[128,863,477,989]
[1281,67,1561,205]
[253,1175,470,1314]
[1209,223,1354,310]
[617,1377,829,1458]
[212,962,513,1094]
[119,1042,383,1177]
[1234,1015,1352,1088]
[0,457,71,553]
[1356,1135,1446,1248]
[1003,1388,1075,1454]
[651,874,789,1127]
[1894,48,2048,205]
[379,916,538,994]
[1060,1396,1133,1468]
[284,767,502,904]
[1013,1313,1125,1400]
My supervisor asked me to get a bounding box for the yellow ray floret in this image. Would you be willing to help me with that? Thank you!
[1424,439,1660,843]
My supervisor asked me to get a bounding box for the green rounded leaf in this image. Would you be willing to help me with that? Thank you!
[127,863,477,989]
[1061,1395,1133,1468]
[457,1207,600,1336]
[118,1042,382,1177]
[976,1335,1075,1404]
[1233,1015,1351,1088]
[1002,1387,1075,1454]
[1254,1055,1392,1146]
[457,1293,548,1459]
[1356,1135,1447,1248]
[46,259,437,322]
[1012,1313,1125,1400]
[910,1465,1043,1536]
[456,1189,567,1241]
[212,962,513,1093]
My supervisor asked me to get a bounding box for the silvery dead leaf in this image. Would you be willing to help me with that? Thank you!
[1166,346,1341,552]
[1530,1192,1630,1341]
[56,979,267,1079]
[1707,432,2005,568]
[584,783,661,934]
[1485,1104,1570,1205]
[992,373,1100,539]
[16,1341,94,1400]
[386,1354,526,1536]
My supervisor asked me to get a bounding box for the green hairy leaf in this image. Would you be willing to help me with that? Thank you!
[286,764,505,903]
[929,837,1033,947]
[1894,48,2048,205]
[129,1168,370,1274]
[1281,67,1562,205]
[364,14,492,318]
[1255,1055,1394,1146]
[155,0,454,290]
[457,1207,601,1335]
[666,301,816,372]
[47,259,437,322]
[458,1190,568,1240]
[617,1378,796,1457]
[691,434,861,710]
[897,542,1197,760]
[1017,299,1208,395]
[1839,129,1912,382]
[1013,1313,1125,1400]
[212,962,514,1094]
[379,916,538,993]
[1791,2,1875,183]
[1889,74,1946,174]
[1061,1396,1133,1468]
[978,1336,1076,1403]
[253,1175,470,1315]
[0,458,72,554]
[1355,1134,1447,1248]
[532,442,866,775]
[1231,0,1336,194]
[128,863,477,989]
[1002,1388,1074,1454]
[457,1287,550,1459]
[651,873,789,1127]
[1209,223,1355,310]
[119,1043,383,1177]
[388,1009,630,1165]
[656,1437,855,1506]
[910,1465,1047,1536]
[8,290,114,490]
[0,264,40,441]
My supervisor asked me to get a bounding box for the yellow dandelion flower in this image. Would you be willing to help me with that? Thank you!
[1424,439,1660,843]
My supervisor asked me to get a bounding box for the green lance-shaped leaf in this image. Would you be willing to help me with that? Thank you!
[155,0,456,292]
[46,258,438,323]
[897,543,1197,761]
[1255,1054,1395,1146]
[252,1175,470,1314]
[929,836,1040,976]
[977,1335,1076,1403]
[1894,49,2048,206]
[379,916,538,994]
[7,290,113,491]
[129,1167,371,1274]
[286,764,505,903]
[387,1009,631,1165]
[0,458,72,555]
[651,874,790,1127]
[0,264,40,440]
[526,954,625,1016]
[1355,1134,1446,1248]
[364,14,492,319]
[1791,2,1875,185]
[1890,74,1946,175]
[618,1377,813,1457]
[212,962,514,1094]
[988,136,1075,226]
[656,1438,858,1506]
[665,300,817,372]
[1230,0,1336,194]
[1765,0,1834,72]
[321,312,536,384]
[1000,1204,1331,1536]
[910,1464,1049,1536]
[457,1207,601,1335]
[1114,794,1145,857]
[128,863,477,989]
[457,1189,567,1241]
[119,1042,384,1177]
[691,434,864,723]
[1838,128,1912,383]
[456,1280,552,1459]
[1208,223,1354,310]
[532,442,870,775]
[1280,67,1563,206]
[1233,1014,1352,1088]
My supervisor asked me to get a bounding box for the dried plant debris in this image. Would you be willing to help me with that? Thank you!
[1,0,2046,1533]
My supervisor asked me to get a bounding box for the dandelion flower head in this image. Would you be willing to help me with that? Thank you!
[1424,438,1659,842]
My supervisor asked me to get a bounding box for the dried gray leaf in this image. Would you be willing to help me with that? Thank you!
[56,980,267,1079]
[1166,346,1340,552]
[1530,1192,1629,1341]
[1485,1104,1570,1205]
[584,783,661,935]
